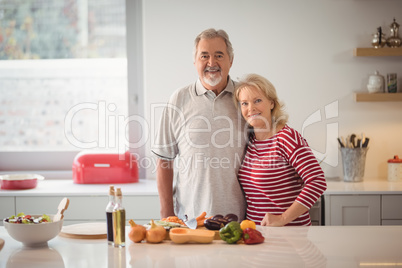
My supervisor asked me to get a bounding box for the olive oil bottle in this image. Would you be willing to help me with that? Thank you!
[112,188,126,247]
[106,185,115,245]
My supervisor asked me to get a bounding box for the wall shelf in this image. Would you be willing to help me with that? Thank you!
[354,47,402,57]
[354,92,402,102]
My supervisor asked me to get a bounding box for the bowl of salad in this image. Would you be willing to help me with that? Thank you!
[3,213,63,247]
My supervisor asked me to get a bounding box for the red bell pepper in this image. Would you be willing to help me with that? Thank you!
[243,228,265,244]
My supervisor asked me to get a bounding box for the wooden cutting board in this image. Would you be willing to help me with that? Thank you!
[0,238,4,250]
[59,222,107,239]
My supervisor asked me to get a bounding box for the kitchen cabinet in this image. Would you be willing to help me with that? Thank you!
[309,198,322,225]
[0,197,15,224]
[0,179,161,226]
[325,194,402,226]
[324,180,402,226]
[13,195,160,225]
[325,195,381,225]
[381,195,402,225]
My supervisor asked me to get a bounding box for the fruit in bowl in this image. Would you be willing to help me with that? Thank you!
[3,213,63,247]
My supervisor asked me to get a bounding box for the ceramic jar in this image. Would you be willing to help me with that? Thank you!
[367,70,385,93]
[388,155,402,182]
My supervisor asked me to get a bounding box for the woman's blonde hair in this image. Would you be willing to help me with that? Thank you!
[234,73,288,127]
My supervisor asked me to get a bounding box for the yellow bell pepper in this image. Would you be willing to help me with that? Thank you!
[240,219,256,230]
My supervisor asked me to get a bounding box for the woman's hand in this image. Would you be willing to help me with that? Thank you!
[260,213,286,227]
[261,202,309,227]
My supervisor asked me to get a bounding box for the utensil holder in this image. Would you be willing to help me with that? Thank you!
[340,148,369,182]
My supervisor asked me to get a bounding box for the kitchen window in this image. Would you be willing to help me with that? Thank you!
[0,0,144,175]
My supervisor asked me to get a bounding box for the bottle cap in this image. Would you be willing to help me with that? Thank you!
[116,188,122,196]
[388,155,402,163]
[109,185,115,196]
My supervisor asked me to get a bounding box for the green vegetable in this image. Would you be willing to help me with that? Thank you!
[42,214,51,222]
[219,221,243,244]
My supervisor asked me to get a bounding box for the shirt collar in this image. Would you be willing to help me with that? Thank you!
[195,76,235,96]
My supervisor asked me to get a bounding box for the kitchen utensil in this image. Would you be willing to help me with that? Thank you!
[360,133,366,148]
[72,150,139,184]
[362,137,369,148]
[3,214,63,247]
[59,222,107,239]
[350,134,357,148]
[387,155,402,182]
[169,228,215,244]
[177,212,197,229]
[53,197,69,222]
[367,71,385,93]
[0,174,44,190]
[337,138,345,148]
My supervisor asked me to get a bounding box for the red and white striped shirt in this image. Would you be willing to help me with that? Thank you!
[238,125,327,226]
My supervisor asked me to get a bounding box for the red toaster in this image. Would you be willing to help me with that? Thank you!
[72,151,139,184]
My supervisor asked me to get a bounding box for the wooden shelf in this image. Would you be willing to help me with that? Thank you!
[354,92,402,102]
[354,47,402,57]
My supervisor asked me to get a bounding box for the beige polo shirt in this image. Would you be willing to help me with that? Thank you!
[152,78,247,220]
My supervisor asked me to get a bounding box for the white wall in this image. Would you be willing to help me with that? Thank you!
[141,0,402,180]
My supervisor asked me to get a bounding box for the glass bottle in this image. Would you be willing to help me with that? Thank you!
[112,188,126,247]
[106,185,115,245]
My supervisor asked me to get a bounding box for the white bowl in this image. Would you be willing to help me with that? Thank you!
[4,214,63,247]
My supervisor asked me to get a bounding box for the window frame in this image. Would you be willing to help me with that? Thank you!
[0,0,145,179]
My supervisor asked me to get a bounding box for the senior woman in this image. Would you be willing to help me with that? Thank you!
[234,73,327,226]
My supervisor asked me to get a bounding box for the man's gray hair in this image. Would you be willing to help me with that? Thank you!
[193,28,234,62]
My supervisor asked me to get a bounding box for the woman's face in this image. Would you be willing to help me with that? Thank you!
[238,86,274,130]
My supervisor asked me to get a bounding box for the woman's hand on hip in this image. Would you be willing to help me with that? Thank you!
[260,213,285,227]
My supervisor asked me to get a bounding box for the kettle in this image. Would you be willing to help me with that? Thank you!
[367,70,385,93]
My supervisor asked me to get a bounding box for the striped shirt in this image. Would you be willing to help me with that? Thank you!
[238,125,327,226]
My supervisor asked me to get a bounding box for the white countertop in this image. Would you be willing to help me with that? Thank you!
[0,179,158,196]
[2,178,402,197]
[325,178,402,194]
[1,225,402,268]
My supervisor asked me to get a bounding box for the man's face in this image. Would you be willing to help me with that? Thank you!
[194,37,233,92]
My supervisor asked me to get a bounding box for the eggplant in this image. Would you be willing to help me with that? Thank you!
[212,214,224,220]
[204,219,224,230]
[224,213,238,223]
[215,217,229,225]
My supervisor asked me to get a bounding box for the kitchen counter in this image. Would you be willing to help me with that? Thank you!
[325,178,402,195]
[1,178,402,197]
[0,179,158,196]
[1,225,402,268]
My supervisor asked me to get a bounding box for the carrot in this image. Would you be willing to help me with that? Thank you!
[161,216,185,225]
[197,219,205,227]
[196,212,207,221]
